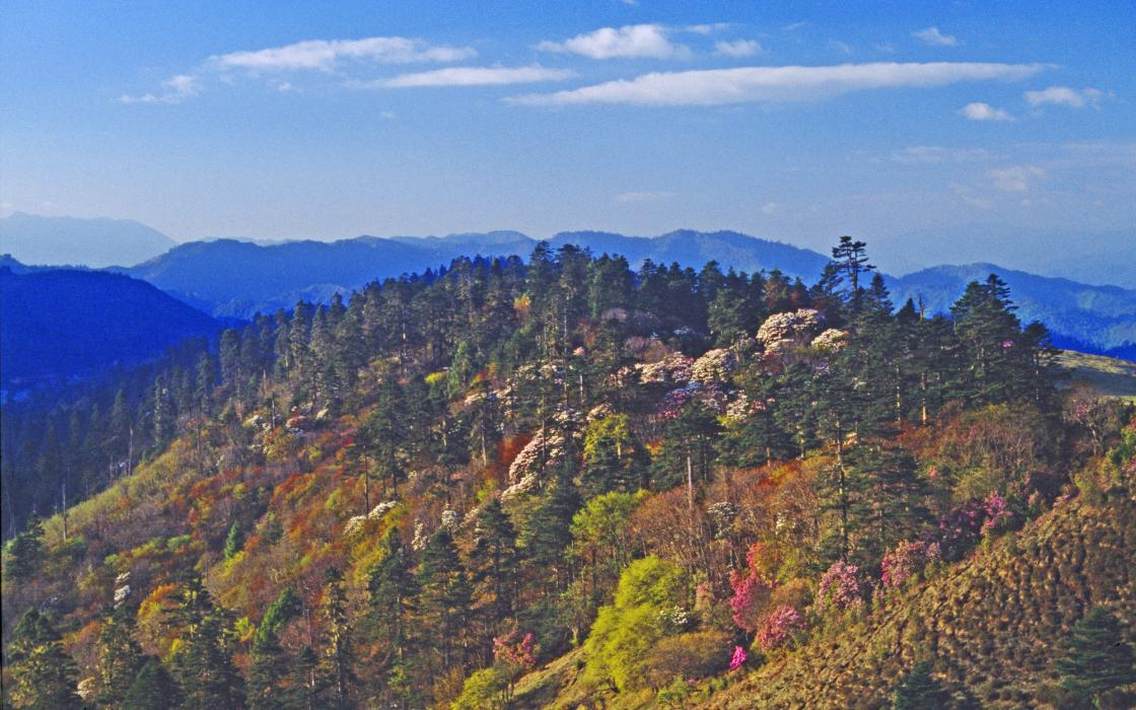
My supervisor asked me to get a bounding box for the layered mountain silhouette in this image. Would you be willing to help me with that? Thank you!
[0,265,221,389]
[0,213,177,268]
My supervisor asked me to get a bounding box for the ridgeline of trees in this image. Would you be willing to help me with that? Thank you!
[3,237,1134,708]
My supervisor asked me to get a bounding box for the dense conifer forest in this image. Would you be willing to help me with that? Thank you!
[3,237,1134,708]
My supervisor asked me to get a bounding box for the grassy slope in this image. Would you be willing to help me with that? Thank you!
[702,492,1136,709]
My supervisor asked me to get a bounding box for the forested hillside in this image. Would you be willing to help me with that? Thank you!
[0,267,222,390]
[3,237,1134,709]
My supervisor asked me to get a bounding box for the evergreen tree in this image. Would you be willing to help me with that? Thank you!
[522,465,582,594]
[168,577,245,709]
[367,530,417,660]
[468,499,520,644]
[95,606,144,707]
[319,568,355,709]
[6,609,83,709]
[247,588,302,709]
[124,657,182,710]
[1054,607,1136,707]
[3,514,44,581]
[417,527,472,671]
[891,661,950,709]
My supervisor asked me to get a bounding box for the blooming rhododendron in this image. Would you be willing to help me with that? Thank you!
[817,560,862,611]
[690,348,736,384]
[981,491,1011,537]
[755,605,805,651]
[728,645,747,671]
[756,309,823,351]
[881,540,941,589]
[728,570,771,632]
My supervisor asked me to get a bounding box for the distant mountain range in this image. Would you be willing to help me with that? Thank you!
[1,216,1132,361]
[0,266,221,389]
[0,212,177,268]
[122,230,831,318]
[886,264,1136,359]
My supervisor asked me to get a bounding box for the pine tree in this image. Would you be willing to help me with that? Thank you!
[247,588,302,709]
[417,527,472,671]
[367,530,417,659]
[168,577,245,709]
[1054,607,1136,706]
[523,465,582,595]
[891,661,950,709]
[95,606,144,707]
[3,514,44,580]
[319,568,355,709]
[6,609,84,709]
[124,657,182,710]
[468,499,520,644]
[222,521,244,560]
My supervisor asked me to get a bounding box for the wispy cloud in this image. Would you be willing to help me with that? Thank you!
[118,74,201,104]
[511,62,1046,107]
[913,27,958,47]
[989,165,1045,192]
[211,37,476,72]
[828,40,854,55]
[685,23,732,36]
[959,101,1014,121]
[615,190,674,203]
[359,65,575,88]
[536,24,690,59]
[1024,85,1106,108]
[889,146,995,164]
[714,39,763,58]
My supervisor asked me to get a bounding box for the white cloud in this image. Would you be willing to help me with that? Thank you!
[685,23,732,36]
[511,62,1046,107]
[615,190,674,203]
[1024,85,1106,108]
[367,65,575,88]
[760,201,779,215]
[118,74,201,104]
[989,165,1045,192]
[913,27,958,47]
[536,24,690,59]
[890,146,994,164]
[714,39,763,58]
[211,37,476,72]
[959,101,1014,121]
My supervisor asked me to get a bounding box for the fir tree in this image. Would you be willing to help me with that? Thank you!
[168,578,245,709]
[468,499,520,643]
[367,530,417,659]
[6,609,83,709]
[891,661,950,709]
[124,657,182,710]
[94,606,144,707]
[417,527,472,671]
[319,568,355,709]
[1054,607,1136,707]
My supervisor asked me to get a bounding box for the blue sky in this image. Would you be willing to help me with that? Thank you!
[1,0,1133,272]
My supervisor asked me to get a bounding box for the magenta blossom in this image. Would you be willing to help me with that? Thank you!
[728,645,747,671]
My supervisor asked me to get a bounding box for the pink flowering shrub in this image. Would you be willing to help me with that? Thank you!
[755,605,805,652]
[981,491,1011,537]
[728,570,771,633]
[493,629,538,676]
[816,561,862,612]
[728,645,747,671]
[881,540,941,589]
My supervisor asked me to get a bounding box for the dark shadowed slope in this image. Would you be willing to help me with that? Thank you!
[0,212,177,268]
[0,266,221,387]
